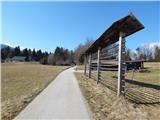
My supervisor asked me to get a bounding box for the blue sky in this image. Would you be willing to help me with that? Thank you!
[1,1,160,52]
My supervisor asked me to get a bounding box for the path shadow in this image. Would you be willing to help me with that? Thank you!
[125,79,160,90]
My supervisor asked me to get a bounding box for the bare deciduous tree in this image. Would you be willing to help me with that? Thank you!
[74,38,94,64]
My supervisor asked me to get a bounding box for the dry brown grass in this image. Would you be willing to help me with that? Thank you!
[74,72,160,120]
[75,64,85,70]
[1,62,68,120]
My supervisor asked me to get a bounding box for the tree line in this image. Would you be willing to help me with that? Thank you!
[1,46,75,65]
[1,41,159,65]
[74,40,160,63]
[125,44,160,62]
[41,47,75,65]
[1,46,49,62]
[1,39,93,65]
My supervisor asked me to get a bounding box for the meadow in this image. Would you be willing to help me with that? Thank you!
[76,62,160,85]
[125,62,160,84]
[74,62,160,120]
[75,72,160,120]
[1,62,68,120]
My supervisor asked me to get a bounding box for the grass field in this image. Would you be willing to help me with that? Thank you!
[75,62,160,120]
[126,62,160,84]
[77,62,160,85]
[1,62,68,120]
[74,72,160,120]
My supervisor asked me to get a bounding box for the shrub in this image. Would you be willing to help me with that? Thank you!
[40,57,48,65]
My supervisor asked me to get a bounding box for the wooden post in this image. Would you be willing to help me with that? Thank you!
[84,54,87,75]
[88,53,92,78]
[117,32,125,96]
[97,47,101,84]
[142,61,144,69]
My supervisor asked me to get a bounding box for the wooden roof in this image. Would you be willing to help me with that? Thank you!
[85,13,144,54]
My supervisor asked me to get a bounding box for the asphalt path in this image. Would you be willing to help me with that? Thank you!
[15,67,90,120]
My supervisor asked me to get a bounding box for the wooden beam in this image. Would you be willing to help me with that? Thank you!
[89,53,92,78]
[117,32,125,96]
[97,47,101,84]
[142,61,144,69]
[84,54,87,75]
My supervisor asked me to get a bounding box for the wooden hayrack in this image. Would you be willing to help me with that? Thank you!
[84,13,144,96]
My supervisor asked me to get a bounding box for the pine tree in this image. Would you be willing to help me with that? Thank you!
[14,46,21,56]
[28,49,32,61]
[32,49,37,61]
[37,50,42,61]
[1,47,11,59]
[22,48,29,61]
[54,47,62,62]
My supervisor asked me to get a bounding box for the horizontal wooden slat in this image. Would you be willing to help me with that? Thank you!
[100,67,118,71]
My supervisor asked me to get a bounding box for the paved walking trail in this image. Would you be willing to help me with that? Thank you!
[15,67,90,120]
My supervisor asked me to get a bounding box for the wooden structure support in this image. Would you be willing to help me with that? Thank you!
[97,47,101,84]
[88,53,92,78]
[117,32,125,96]
[84,54,87,75]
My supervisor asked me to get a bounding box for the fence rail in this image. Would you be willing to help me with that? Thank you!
[88,71,160,104]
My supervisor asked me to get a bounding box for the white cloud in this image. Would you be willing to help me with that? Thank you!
[19,46,25,50]
[129,42,160,60]
[149,42,160,47]
[140,42,160,50]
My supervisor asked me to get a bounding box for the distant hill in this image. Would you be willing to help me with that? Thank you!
[1,44,13,49]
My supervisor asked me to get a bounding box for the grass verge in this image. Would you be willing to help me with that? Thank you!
[74,72,160,120]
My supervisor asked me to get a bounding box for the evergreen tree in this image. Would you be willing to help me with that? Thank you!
[32,49,37,61]
[22,48,29,61]
[37,50,42,61]
[70,50,74,62]
[54,47,62,62]
[63,49,69,61]
[28,49,32,61]
[1,48,6,60]
[40,57,48,65]
[1,47,11,59]
[14,46,21,56]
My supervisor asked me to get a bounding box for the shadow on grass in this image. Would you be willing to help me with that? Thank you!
[124,88,160,105]
[125,79,160,90]
[139,68,151,73]
[86,73,160,105]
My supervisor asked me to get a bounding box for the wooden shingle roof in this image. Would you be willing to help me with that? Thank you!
[85,13,144,54]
